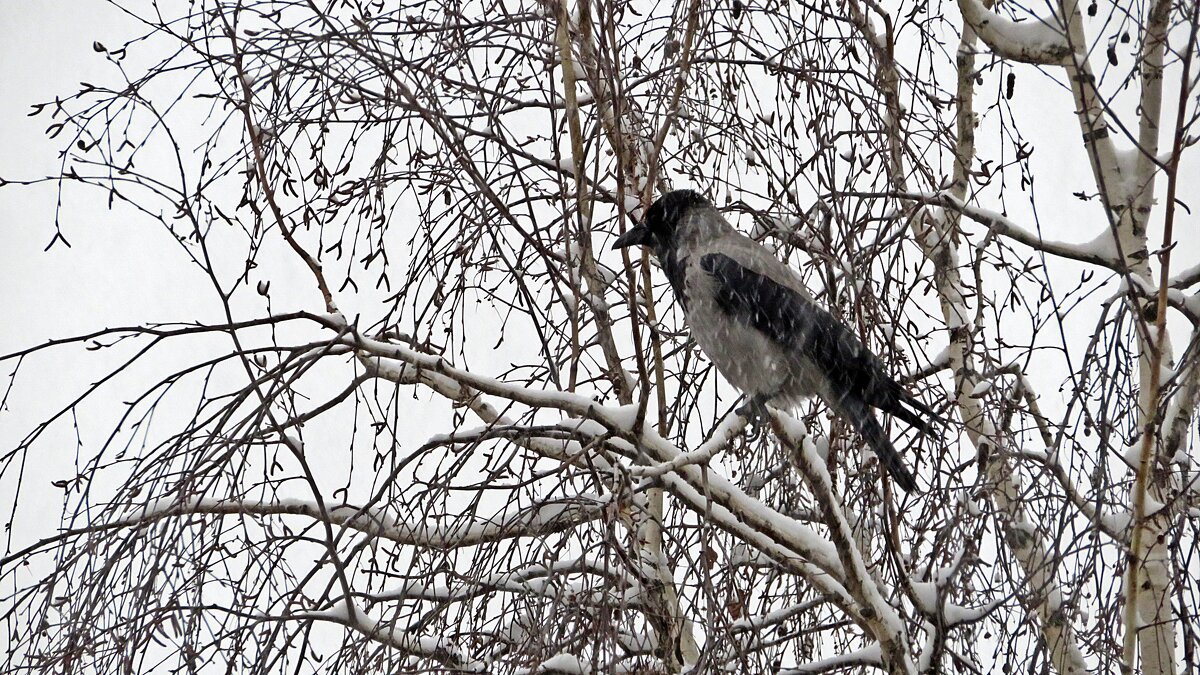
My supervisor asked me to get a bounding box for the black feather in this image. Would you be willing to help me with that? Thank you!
[644,191,709,310]
[659,246,689,310]
[832,392,919,492]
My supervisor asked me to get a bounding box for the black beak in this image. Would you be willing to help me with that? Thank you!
[612,224,650,250]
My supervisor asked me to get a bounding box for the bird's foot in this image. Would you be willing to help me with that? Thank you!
[735,395,772,434]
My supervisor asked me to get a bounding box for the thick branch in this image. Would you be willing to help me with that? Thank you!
[956,0,1072,65]
[771,410,916,674]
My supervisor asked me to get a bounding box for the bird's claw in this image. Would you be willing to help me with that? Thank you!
[736,395,771,433]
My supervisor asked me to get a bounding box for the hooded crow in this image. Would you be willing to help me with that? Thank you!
[614,189,936,492]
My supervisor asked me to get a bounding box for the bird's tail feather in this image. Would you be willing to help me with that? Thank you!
[837,393,918,492]
[886,385,945,435]
[891,400,933,435]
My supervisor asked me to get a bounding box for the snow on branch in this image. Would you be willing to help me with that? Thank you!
[360,336,874,625]
[931,192,1125,269]
[355,336,639,428]
[123,495,610,551]
[1169,261,1200,290]
[306,600,484,671]
[631,413,748,478]
[641,435,845,576]
[370,555,653,605]
[956,0,1072,65]
[778,643,882,674]
[769,408,916,672]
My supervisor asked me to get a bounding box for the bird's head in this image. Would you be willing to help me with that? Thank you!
[612,189,710,254]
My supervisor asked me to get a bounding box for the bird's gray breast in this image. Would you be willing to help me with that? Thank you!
[683,258,820,404]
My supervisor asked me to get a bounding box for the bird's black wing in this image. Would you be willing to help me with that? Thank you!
[699,252,892,404]
[700,252,926,491]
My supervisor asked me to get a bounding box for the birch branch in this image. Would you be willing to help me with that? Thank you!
[956,0,1072,65]
[771,410,917,674]
[1121,1,1196,670]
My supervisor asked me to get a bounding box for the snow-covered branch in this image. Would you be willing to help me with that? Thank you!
[771,409,916,673]
[359,336,927,647]
[955,0,1072,65]
[305,600,484,671]
[368,556,651,605]
[864,191,1127,270]
[114,495,611,551]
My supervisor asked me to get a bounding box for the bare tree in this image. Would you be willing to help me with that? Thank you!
[2,0,1198,673]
